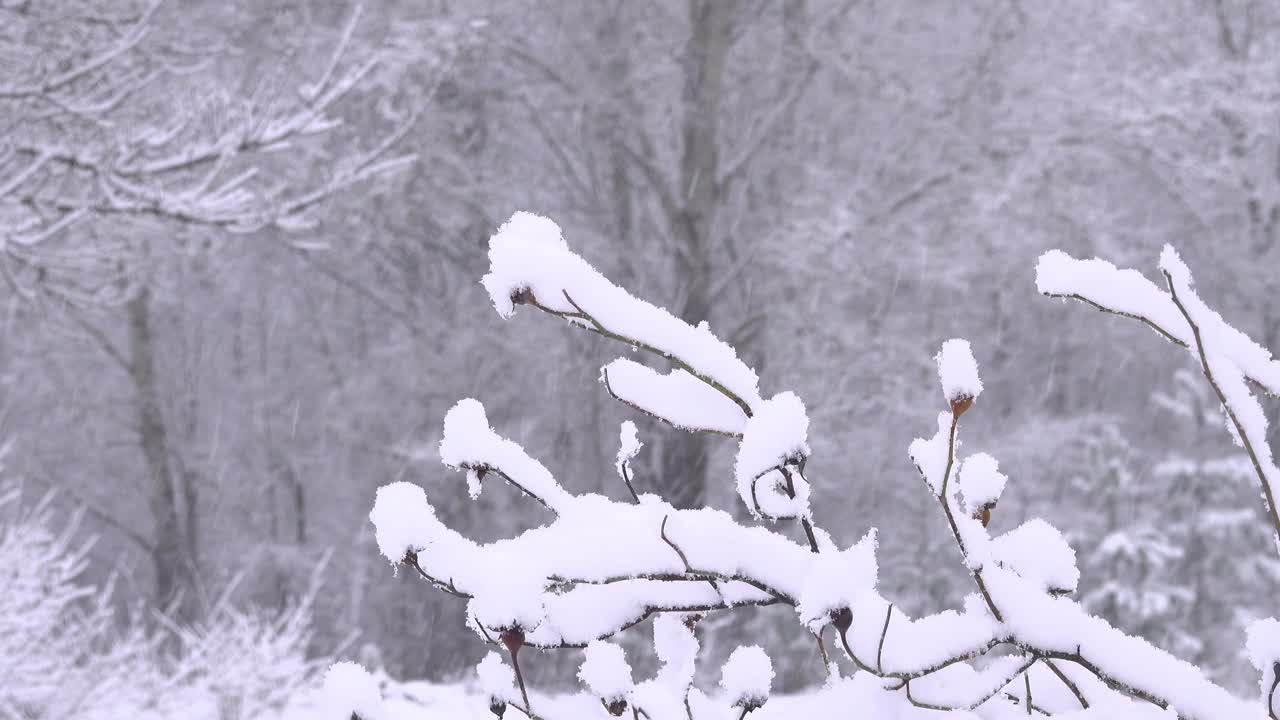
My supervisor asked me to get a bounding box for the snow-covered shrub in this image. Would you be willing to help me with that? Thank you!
[0,471,328,720]
[139,592,327,720]
[0,478,154,719]
[350,213,1280,719]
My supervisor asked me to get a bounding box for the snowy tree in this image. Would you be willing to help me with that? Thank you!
[333,214,1280,718]
[0,463,330,720]
[0,0,418,619]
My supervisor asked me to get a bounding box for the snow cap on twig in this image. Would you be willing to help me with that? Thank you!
[368,482,433,564]
[935,339,982,414]
[477,652,519,716]
[958,453,1007,521]
[615,421,642,481]
[579,641,634,714]
[721,646,774,711]
[734,392,811,519]
[322,661,382,720]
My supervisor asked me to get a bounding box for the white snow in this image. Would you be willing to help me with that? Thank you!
[322,662,382,720]
[465,566,548,633]
[440,398,573,512]
[602,358,749,436]
[578,641,634,703]
[1247,617,1280,715]
[935,339,983,405]
[652,613,699,691]
[909,412,954,496]
[734,392,811,518]
[483,212,764,412]
[720,646,774,709]
[989,518,1079,594]
[1158,246,1280,550]
[1247,617,1280,672]
[475,652,518,705]
[1037,247,1280,398]
[795,530,878,632]
[368,482,436,564]
[983,564,1259,720]
[905,653,1027,711]
[957,453,1006,514]
[356,229,1280,720]
[615,420,642,482]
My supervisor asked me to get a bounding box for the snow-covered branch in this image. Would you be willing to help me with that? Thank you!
[349,215,1278,719]
[1038,247,1280,553]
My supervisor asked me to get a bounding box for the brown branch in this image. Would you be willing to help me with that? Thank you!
[814,630,831,675]
[1268,662,1279,720]
[926,409,1004,622]
[600,365,742,440]
[404,551,470,599]
[901,656,1037,713]
[619,460,641,504]
[661,515,725,602]
[1024,672,1032,715]
[1043,658,1090,709]
[876,604,893,674]
[1042,292,1187,348]
[558,290,754,418]
[835,621,1003,681]
[1162,268,1280,553]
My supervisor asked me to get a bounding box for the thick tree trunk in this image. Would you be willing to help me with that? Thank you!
[128,287,198,617]
[655,0,733,510]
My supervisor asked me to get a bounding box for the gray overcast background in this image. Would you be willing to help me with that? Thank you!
[3,0,1279,697]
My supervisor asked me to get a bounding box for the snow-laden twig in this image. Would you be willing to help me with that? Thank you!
[353,218,1277,719]
[1039,246,1280,554]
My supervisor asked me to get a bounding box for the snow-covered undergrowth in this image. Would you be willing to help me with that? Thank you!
[339,212,1280,719]
[0,471,328,720]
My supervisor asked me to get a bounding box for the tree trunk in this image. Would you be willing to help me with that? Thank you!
[655,0,733,510]
[128,287,198,617]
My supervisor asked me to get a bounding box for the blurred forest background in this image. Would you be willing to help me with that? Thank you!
[5,0,1280,704]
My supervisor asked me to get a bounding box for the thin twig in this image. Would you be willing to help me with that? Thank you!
[876,604,893,674]
[1163,268,1280,553]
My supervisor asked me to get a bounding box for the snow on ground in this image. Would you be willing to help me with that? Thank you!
[284,676,924,720]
